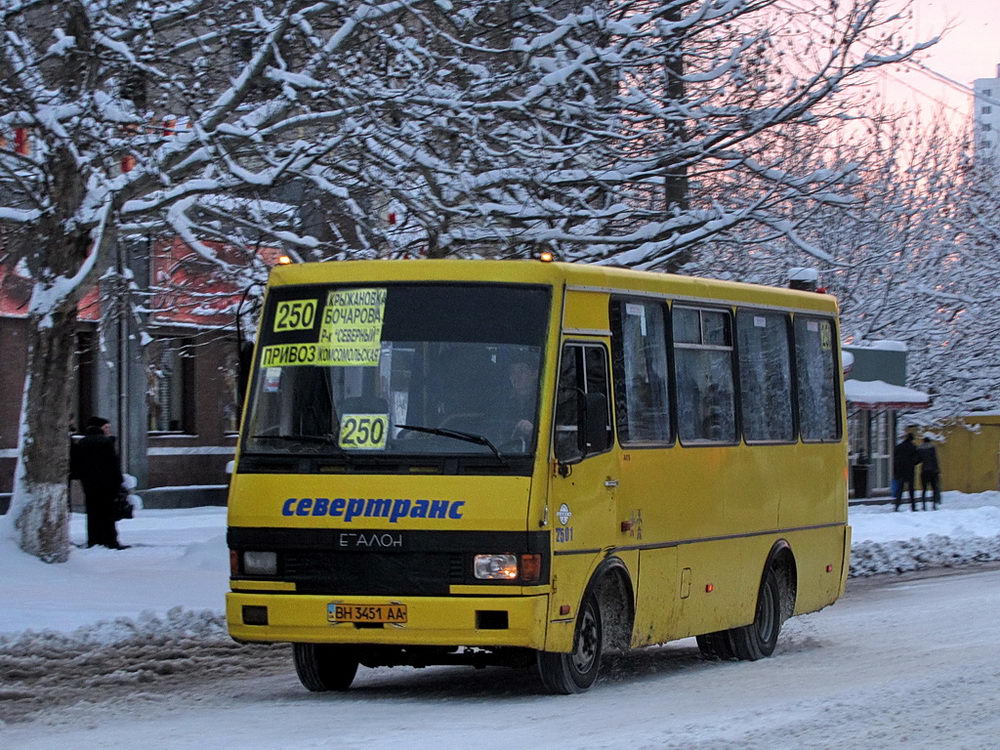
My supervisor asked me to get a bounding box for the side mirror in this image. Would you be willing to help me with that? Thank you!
[580,392,610,454]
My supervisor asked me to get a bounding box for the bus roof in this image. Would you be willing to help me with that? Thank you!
[268,259,839,315]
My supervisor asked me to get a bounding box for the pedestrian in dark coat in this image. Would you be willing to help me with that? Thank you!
[892,433,922,512]
[70,417,126,549]
[917,437,942,510]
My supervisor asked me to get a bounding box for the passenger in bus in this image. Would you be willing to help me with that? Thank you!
[917,437,942,510]
[892,433,922,512]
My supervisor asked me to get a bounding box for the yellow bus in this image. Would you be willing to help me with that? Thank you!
[226,258,849,694]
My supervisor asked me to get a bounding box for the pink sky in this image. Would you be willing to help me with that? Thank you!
[881,0,999,120]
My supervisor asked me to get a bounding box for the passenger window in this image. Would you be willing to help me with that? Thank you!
[610,299,671,444]
[554,344,612,462]
[794,317,841,441]
[672,307,736,444]
[737,311,794,442]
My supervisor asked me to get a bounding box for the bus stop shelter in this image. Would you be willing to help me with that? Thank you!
[845,379,930,498]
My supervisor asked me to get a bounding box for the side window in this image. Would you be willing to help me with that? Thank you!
[610,299,671,445]
[672,307,736,444]
[554,343,612,462]
[737,310,794,442]
[794,316,841,441]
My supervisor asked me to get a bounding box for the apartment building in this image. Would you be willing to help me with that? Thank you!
[974,64,1000,160]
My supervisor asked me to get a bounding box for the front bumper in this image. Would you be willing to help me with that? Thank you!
[227,591,550,649]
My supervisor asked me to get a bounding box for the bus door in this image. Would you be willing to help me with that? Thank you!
[547,341,618,637]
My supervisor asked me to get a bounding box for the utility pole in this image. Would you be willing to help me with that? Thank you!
[96,238,148,489]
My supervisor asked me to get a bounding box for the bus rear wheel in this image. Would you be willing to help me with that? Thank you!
[730,566,782,660]
[696,630,736,660]
[536,593,603,694]
[698,566,783,662]
[293,643,359,692]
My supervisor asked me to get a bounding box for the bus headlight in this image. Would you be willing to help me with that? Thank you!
[243,550,278,576]
[474,554,518,580]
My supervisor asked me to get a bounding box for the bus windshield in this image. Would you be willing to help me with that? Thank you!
[242,283,550,463]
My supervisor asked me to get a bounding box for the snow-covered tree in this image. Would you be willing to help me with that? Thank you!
[0,0,928,561]
[687,105,1000,423]
[305,0,931,263]
[0,0,414,561]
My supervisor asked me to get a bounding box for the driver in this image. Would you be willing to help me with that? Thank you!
[506,353,538,444]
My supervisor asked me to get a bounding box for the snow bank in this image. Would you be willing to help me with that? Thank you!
[0,606,226,651]
[847,491,1000,576]
[850,534,1000,577]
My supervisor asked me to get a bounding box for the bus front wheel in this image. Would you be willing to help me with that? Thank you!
[293,643,359,692]
[536,592,603,694]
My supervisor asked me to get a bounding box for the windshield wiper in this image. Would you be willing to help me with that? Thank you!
[397,424,507,464]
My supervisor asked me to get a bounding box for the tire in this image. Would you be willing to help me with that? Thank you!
[536,593,603,694]
[696,630,736,660]
[293,643,359,692]
[729,566,782,661]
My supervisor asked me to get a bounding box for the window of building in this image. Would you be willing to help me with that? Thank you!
[984,89,993,96]
[610,299,671,444]
[736,310,794,442]
[672,306,736,444]
[147,339,191,432]
[983,106,993,114]
[982,140,992,149]
[984,123,993,131]
[793,317,840,441]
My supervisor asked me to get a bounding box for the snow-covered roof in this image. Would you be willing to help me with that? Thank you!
[845,379,929,410]
[788,267,819,282]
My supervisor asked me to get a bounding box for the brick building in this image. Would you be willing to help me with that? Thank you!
[0,237,266,511]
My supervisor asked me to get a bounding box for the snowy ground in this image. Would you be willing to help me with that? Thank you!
[1,491,999,741]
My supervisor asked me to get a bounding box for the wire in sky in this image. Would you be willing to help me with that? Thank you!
[776,0,1000,110]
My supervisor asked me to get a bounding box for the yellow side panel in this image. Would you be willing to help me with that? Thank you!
[563,289,609,333]
[778,443,849,530]
[785,526,846,614]
[631,547,679,647]
[671,540,754,637]
[617,441,847,640]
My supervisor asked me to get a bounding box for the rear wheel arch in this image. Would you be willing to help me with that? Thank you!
[764,540,798,621]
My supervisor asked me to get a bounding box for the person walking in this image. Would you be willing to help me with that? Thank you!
[917,436,942,510]
[892,432,922,512]
[70,417,127,549]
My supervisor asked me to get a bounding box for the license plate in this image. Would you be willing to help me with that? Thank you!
[327,603,407,624]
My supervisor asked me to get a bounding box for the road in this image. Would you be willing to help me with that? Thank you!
[3,565,999,749]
